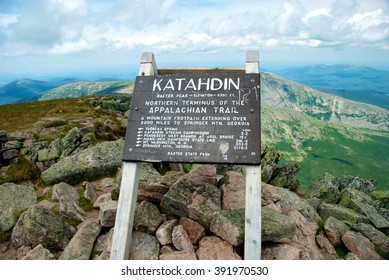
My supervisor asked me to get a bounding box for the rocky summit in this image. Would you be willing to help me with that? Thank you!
[0,143,388,260]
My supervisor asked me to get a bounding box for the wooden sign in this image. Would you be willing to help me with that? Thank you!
[123,73,260,164]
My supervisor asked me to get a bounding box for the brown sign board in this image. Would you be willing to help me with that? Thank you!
[123,73,260,164]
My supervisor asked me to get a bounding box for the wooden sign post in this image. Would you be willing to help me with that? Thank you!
[111,51,261,260]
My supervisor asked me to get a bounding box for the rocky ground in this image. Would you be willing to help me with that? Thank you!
[0,97,388,260]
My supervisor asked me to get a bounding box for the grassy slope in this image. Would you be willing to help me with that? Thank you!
[261,104,389,191]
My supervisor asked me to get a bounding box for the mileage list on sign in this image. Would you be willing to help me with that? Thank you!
[123,73,260,164]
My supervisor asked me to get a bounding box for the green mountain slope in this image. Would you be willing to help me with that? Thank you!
[261,104,389,190]
[274,64,389,109]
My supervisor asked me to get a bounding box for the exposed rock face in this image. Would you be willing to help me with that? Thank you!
[11,205,76,251]
[0,183,37,231]
[59,219,102,260]
[99,200,118,227]
[179,218,205,245]
[318,202,369,224]
[41,139,123,185]
[352,223,389,255]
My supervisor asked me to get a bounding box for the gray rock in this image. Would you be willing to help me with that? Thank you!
[37,138,62,162]
[61,127,82,157]
[315,233,340,260]
[134,201,163,234]
[161,165,220,228]
[59,219,102,260]
[337,175,377,193]
[129,231,160,260]
[172,225,194,252]
[210,209,245,246]
[83,181,97,203]
[51,182,80,202]
[262,207,297,242]
[156,219,179,245]
[21,244,55,260]
[41,139,124,185]
[99,200,118,227]
[339,188,389,229]
[51,182,86,222]
[371,190,389,209]
[11,205,76,251]
[0,183,37,231]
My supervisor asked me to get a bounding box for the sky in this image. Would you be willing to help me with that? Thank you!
[0,0,388,82]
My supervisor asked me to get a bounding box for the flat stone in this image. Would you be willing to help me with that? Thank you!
[219,171,245,210]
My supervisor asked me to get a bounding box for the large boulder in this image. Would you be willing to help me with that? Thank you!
[51,182,86,223]
[0,183,37,231]
[210,209,245,246]
[318,202,369,225]
[41,139,124,185]
[59,219,102,260]
[352,223,389,255]
[11,205,76,251]
[339,188,389,229]
[161,165,220,228]
[342,231,382,260]
[262,207,296,242]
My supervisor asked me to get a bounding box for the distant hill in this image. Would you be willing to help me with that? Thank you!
[274,64,389,109]
[261,72,388,132]
[0,78,79,105]
[38,80,134,101]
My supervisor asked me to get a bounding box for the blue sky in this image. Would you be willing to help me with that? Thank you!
[0,0,388,82]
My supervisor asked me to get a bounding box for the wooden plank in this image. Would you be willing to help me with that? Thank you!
[244,50,261,260]
[158,68,245,75]
[110,162,140,259]
[110,52,157,260]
